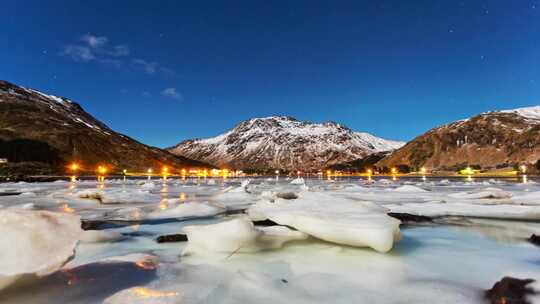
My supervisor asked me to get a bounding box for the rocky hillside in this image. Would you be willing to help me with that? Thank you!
[0,80,209,173]
[377,106,540,171]
[168,116,404,171]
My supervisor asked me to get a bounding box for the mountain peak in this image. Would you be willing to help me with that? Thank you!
[169,116,404,171]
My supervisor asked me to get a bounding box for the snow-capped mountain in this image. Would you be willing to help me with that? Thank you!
[0,80,208,172]
[377,106,540,171]
[168,116,404,171]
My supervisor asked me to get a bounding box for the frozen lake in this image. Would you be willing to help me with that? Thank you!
[0,176,539,303]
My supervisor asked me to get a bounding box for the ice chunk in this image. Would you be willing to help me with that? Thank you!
[387,202,540,220]
[0,210,82,290]
[449,188,512,199]
[75,188,158,204]
[290,177,305,185]
[247,192,401,253]
[146,202,225,220]
[80,230,125,243]
[182,217,308,255]
[394,185,428,192]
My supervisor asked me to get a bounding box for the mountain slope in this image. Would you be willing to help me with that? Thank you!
[168,116,404,171]
[0,80,209,173]
[377,106,540,171]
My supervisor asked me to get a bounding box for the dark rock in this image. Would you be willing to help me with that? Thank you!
[276,192,298,200]
[253,219,280,226]
[281,279,288,283]
[528,234,540,246]
[81,220,105,230]
[81,220,128,230]
[485,277,536,304]
[387,212,432,223]
[156,234,188,243]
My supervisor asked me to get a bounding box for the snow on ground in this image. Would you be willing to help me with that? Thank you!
[0,176,539,303]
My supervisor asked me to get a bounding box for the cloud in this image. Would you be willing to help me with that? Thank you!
[61,45,95,62]
[132,59,174,76]
[133,59,159,75]
[161,87,183,100]
[110,45,130,57]
[60,34,174,76]
[81,34,108,49]
[61,34,130,64]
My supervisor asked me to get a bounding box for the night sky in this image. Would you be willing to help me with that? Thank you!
[1,1,539,147]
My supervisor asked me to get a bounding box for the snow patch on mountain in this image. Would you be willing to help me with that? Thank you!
[500,105,540,121]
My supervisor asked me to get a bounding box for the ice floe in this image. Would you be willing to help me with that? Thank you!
[248,192,401,252]
[0,210,82,290]
[182,217,308,255]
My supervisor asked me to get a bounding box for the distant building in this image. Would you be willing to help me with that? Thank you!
[0,158,7,164]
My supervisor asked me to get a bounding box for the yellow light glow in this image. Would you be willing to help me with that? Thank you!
[367,169,372,175]
[147,168,153,174]
[520,165,527,173]
[391,167,397,174]
[97,166,107,174]
[326,170,331,176]
[131,287,178,299]
[123,169,127,174]
[70,163,79,171]
[420,167,426,174]
[61,203,75,213]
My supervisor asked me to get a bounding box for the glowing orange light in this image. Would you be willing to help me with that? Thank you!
[131,287,178,298]
[391,167,397,174]
[70,163,79,171]
[162,166,168,174]
[367,169,372,175]
[61,203,75,213]
[326,170,332,176]
[135,260,158,270]
[97,166,107,174]
[147,168,153,174]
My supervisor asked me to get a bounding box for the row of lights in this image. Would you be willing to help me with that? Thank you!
[68,163,238,177]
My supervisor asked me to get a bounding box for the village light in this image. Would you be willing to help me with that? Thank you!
[420,167,426,174]
[275,170,279,175]
[162,166,168,174]
[520,165,527,174]
[70,163,79,171]
[391,167,397,174]
[147,168,153,174]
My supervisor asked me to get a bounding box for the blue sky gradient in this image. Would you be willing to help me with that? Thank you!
[1,1,539,147]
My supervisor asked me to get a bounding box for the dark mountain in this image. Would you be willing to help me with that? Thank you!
[0,80,209,174]
[377,106,540,172]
